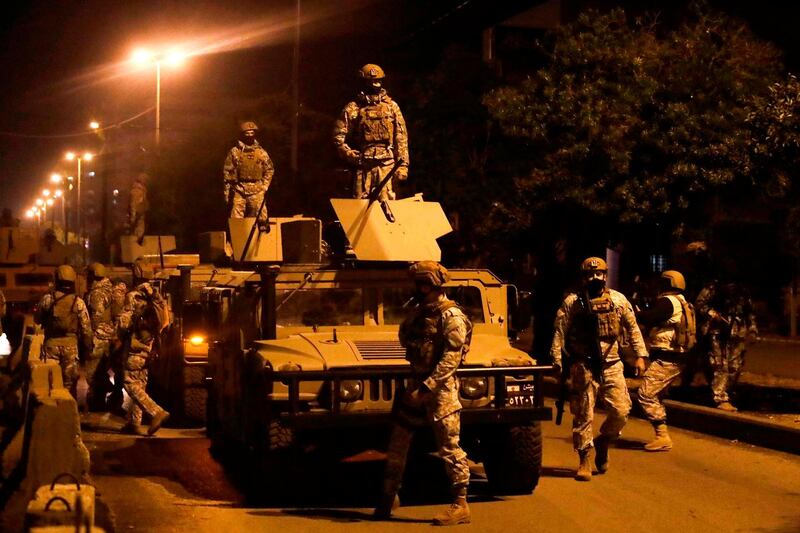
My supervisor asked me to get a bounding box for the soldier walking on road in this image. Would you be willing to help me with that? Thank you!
[696,280,758,411]
[223,121,275,232]
[117,263,170,435]
[35,265,93,397]
[84,263,117,410]
[374,261,472,526]
[550,257,648,481]
[333,64,409,201]
[636,270,696,451]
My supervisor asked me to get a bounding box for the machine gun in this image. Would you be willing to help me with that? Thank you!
[555,350,570,426]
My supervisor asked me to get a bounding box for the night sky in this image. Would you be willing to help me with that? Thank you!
[1,0,798,222]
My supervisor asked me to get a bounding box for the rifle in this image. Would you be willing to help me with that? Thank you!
[360,158,404,223]
[238,192,269,263]
[555,349,570,425]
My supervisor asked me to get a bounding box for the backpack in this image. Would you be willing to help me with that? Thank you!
[674,295,697,352]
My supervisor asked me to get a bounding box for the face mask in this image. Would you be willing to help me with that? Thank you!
[587,279,606,295]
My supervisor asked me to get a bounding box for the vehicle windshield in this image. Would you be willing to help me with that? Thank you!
[276,288,363,327]
[381,286,485,324]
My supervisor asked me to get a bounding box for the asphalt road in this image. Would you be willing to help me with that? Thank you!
[84,410,800,533]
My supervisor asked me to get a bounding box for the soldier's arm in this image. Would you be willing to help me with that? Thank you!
[261,149,275,189]
[392,102,410,177]
[423,312,468,391]
[549,296,575,368]
[77,298,93,350]
[621,298,648,357]
[223,149,238,197]
[695,285,716,321]
[333,104,360,164]
[87,289,106,329]
[34,293,53,324]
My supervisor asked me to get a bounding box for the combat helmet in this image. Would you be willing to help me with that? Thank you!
[239,121,259,132]
[87,262,106,279]
[359,64,385,80]
[581,257,608,273]
[409,261,450,288]
[661,270,686,292]
[55,265,78,286]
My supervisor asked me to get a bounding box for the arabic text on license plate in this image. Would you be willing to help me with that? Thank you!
[506,381,534,407]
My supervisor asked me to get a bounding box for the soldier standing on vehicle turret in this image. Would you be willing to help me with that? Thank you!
[223,121,275,232]
[35,265,93,398]
[550,257,648,481]
[333,64,409,201]
[374,261,472,526]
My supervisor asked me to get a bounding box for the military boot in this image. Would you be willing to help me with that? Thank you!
[644,423,673,452]
[147,410,170,436]
[575,449,592,481]
[594,436,609,474]
[432,497,470,526]
[716,401,737,412]
[373,493,400,520]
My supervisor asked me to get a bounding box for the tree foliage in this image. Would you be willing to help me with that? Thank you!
[483,5,784,234]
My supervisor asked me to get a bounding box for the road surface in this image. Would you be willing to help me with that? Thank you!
[84,409,800,533]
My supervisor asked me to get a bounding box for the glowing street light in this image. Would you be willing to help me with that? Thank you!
[25,209,34,219]
[42,189,51,198]
[50,173,63,184]
[89,120,100,130]
[64,151,94,248]
[54,189,63,198]
[35,198,44,207]
[130,46,188,147]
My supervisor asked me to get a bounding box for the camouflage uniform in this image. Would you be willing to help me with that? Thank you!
[550,289,647,451]
[129,177,148,242]
[223,140,274,226]
[696,282,757,405]
[86,277,116,405]
[35,291,92,396]
[333,89,409,200]
[117,283,168,427]
[382,297,472,502]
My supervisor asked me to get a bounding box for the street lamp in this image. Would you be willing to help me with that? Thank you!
[89,120,100,131]
[50,173,63,184]
[131,47,187,148]
[65,151,94,248]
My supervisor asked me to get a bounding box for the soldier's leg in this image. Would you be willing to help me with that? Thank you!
[85,339,108,408]
[230,191,246,218]
[728,340,746,391]
[373,163,395,201]
[245,190,268,228]
[709,335,729,404]
[569,361,598,451]
[123,368,165,421]
[637,360,682,423]
[431,412,470,496]
[59,345,80,398]
[598,361,632,439]
[134,213,145,242]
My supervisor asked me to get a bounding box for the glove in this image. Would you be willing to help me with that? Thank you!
[395,166,408,181]
[634,357,647,377]
[346,149,362,166]
[405,385,431,407]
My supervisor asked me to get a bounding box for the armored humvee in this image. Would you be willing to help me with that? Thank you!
[199,196,554,495]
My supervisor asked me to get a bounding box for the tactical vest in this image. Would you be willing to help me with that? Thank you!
[237,147,265,182]
[568,290,620,356]
[45,293,79,338]
[401,300,471,376]
[648,295,682,351]
[357,101,393,146]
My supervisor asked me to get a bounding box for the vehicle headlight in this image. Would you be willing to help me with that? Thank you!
[188,334,205,346]
[338,380,363,402]
[460,377,488,400]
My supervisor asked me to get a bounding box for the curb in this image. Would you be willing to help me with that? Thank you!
[663,399,800,455]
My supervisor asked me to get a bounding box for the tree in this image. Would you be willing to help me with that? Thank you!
[483,5,784,241]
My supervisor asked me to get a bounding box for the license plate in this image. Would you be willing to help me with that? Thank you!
[506,381,534,407]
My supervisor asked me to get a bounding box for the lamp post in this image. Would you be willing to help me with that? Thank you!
[65,151,93,251]
[131,48,186,149]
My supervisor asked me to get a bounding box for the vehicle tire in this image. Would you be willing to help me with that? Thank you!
[269,418,294,451]
[481,422,542,495]
[183,386,207,424]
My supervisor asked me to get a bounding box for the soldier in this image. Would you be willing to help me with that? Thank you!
[84,263,116,410]
[223,121,275,232]
[696,280,758,411]
[129,173,149,245]
[333,64,409,201]
[636,270,696,451]
[550,257,648,481]
[374,261,471,526]
[117,263,170,435]
[34,265,93,397]
[0,288,5,336]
